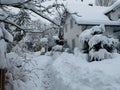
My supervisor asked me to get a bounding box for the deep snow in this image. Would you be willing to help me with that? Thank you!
[6,51,120,90]
[53,52,120,90]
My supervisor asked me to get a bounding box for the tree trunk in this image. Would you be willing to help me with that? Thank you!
[0,69,6,90]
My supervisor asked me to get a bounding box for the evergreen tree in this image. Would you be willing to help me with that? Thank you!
[79,25,119,62]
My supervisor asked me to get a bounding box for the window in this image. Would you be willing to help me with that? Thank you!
[64,41,69,48]
[65,24,67,32]
[118,14,120,19]
[113,26,120,33]
[70,19,73,29]
[72,39,75,50]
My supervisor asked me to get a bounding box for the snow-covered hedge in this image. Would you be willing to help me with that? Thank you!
[40,37,48,45]
[52,45,63,51]
[0,23,13,68]
[79,25,119,62]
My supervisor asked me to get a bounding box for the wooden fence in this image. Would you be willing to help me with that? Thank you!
[0,69,5,90]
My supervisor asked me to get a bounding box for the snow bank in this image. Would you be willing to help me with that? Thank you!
[52,45,63,51]
[53,52,120,90]
[6,52,53,90]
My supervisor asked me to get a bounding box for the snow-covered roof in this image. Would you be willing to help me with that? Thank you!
[66,0,120,25]
[104,0,120,14]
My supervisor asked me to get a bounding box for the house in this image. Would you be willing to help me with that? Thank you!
[63,0,120,51]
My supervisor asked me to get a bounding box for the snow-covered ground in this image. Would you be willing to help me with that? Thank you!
[53,52,120,90]
[6,51,120,90]
[6,52,55,90]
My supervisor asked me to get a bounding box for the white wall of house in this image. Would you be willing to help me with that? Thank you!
[64,15,82,50]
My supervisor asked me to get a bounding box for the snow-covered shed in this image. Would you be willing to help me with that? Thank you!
[63,0,120,51]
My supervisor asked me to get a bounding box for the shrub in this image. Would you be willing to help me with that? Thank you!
[35,44,42,52]
[79,25,119,62]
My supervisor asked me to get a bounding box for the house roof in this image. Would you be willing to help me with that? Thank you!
[104,0,120,14]
[65,0,120,25]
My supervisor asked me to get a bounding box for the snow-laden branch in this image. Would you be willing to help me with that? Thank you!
[0,0,60,27]
[0,19,22,29]
[0,0,32,6]
[26,27,58,33]
[24,5,60,26]
[0,18,32,32]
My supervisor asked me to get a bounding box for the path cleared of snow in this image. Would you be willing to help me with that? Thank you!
[7,51,70,90]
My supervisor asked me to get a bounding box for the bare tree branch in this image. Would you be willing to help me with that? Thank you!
[24,6,60,26]
[0,0,32,7]
[0,18,32,32]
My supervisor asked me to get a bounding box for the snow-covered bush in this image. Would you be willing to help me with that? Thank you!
[40,38,48,44]
[79,25,119,62]
[0,23,13,68]
[12,39,28,56]
[52,45,63,52]
[6,52,37,90]
[79,25,105,53]
[40,37,48,52]
[34,44,42,52]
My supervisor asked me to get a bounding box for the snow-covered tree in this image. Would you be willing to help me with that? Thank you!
[95,0,117,6]
[13,10,31,42]
[0,0,65,56]
[0,0,64,89]
[79,25,119,62]
[24,20,58,51]
[0,0,63,28]
[0,23,13,69]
